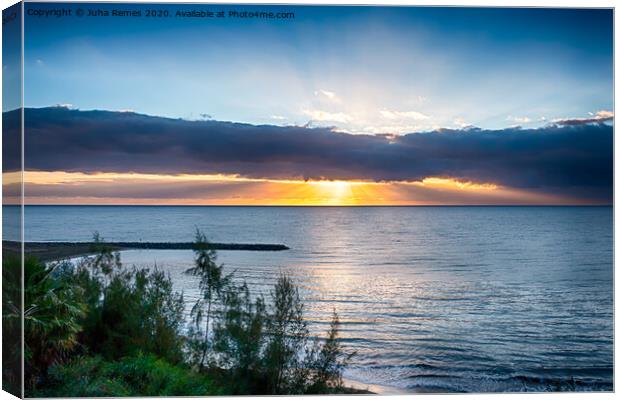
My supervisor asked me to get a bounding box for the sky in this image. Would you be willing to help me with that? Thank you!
[5,4,614,205]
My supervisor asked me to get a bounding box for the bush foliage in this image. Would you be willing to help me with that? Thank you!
[5,231,354,397]
[37,353,218,397]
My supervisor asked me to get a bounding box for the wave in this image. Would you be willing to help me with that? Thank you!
[345,365,613,393]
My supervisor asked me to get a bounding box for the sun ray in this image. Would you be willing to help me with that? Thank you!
[7,170,584,206]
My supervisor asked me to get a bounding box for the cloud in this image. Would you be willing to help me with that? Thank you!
[552,110,613,126]
[270,115,287,121]
[8,107,613,203]
[302,109,352,123]
[453,117,472,129]
[380,109,430,120]
[314,89,339,102]
[362,125,424,135]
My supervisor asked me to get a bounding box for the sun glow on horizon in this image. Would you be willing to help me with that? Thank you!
[414,177,499,191]
[1,171,584,206]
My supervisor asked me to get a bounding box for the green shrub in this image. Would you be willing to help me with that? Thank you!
[263,274,310,394]
[213,282,267,394]
[20,257,86,392]
[38,353,218,397]
[2,255,23,396]
[305,311,355,393]
[63,240,185,364]
[185,230,232,368]
[210,273,354,395]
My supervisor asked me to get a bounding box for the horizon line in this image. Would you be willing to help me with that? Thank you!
[4,204,612,207]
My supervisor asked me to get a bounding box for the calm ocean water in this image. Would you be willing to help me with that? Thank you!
[8,205,614,392]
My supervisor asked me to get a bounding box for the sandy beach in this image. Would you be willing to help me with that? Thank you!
[342,377,432,395]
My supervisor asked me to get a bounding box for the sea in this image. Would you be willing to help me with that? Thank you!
[5,205,614,392]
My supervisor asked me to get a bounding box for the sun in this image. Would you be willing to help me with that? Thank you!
[307,180,355,205]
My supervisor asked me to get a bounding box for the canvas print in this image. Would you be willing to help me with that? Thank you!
[2,2,614,398]
[2,2,23,398]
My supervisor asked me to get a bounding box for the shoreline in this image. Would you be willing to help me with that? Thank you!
[342,378,408,395]
[342,377,443,395]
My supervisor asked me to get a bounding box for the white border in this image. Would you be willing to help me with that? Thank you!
[0,1,616,400]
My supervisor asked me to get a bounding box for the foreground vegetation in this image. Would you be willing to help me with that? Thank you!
[2,232,356,397]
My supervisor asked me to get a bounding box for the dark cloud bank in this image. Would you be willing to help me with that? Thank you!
[3,107,613,203]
